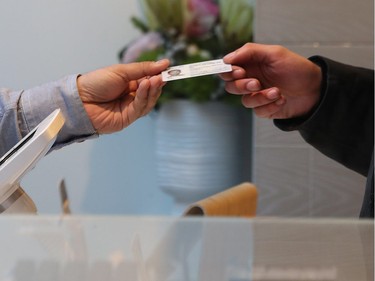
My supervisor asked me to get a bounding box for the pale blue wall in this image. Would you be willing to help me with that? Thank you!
[0,0,173,214]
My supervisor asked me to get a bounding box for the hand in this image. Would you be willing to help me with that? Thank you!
[77,60,169,134]
[220,43,322,119]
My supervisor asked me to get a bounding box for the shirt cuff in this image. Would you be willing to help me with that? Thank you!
[19,74,98,150]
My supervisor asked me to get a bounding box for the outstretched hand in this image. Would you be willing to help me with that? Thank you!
[220,43,322,119]
[77,60,169,133]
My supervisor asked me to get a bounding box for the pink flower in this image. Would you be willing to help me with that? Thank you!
[185,0,219,38]
[121,32,164,63]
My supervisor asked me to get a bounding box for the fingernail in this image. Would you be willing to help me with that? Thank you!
[156,59,168,65]
[246,80,258,91]
[266,89,279,100]
[233,69,243,77]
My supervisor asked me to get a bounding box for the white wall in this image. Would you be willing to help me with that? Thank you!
[0,0,173,214]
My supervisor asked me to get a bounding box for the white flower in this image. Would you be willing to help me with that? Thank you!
[186,44,199,56]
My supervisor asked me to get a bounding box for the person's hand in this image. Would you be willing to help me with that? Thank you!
[77,60,169,134]
[220,43,322,119]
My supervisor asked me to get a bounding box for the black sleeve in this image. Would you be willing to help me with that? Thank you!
[274,56,374,176]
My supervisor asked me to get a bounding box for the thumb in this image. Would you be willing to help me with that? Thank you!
[114,59,170,81]
[223,43,267,65]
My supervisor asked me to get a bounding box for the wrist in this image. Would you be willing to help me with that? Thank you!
[303,60,324,117]
[274,59,325,131]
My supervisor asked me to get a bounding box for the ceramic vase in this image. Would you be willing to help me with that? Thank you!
[155,100,250,215]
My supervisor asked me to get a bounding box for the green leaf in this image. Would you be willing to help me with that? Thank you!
[140,0,187,32]
[219,0,254,51]
[130,16,149,33]
[136,48,165,62]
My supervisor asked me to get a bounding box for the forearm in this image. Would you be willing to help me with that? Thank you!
[0,75,97,157]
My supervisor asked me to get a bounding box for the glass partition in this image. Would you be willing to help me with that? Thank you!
[0,216,373,281]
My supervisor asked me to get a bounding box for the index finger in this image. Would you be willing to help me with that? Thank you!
[219,65,247,81]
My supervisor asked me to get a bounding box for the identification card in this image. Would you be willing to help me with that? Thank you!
[162,59,232,82]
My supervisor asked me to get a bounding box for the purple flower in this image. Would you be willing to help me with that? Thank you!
[121,32,164,63]
[185,0,219,38]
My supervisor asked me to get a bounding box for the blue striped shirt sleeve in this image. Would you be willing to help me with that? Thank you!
[0,74,97,156]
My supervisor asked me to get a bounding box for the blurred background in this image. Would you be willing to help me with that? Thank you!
[0,0,373,216]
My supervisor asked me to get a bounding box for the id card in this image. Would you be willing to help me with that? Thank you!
[162,59,232,82]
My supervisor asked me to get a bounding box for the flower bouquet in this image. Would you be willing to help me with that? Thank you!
[119,0,254,106]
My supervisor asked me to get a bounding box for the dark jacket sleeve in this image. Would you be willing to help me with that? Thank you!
[275,56,374,177]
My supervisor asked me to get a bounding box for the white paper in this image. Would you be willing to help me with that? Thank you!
[162,59,232,82]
